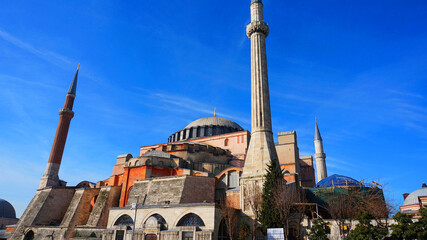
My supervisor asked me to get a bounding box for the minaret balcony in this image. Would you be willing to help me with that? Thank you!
[246,21,269,38]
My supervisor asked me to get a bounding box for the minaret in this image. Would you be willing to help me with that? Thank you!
[39,65,79,189]
[314,119,327,182]
[242,0,279,179]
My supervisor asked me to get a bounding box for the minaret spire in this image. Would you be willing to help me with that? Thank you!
[314,118,327,182]
[39,65,80,189]
[67,63,79,96]
[241,0,279,214]
[242,0,278,178]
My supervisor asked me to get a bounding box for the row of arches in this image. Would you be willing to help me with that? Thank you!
[113,213,206,230]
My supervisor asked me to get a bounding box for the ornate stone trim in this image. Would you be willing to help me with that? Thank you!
[246,21,269,38]
[59,108,75,117]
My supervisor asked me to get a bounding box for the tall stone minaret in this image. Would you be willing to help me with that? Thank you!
[39,65,79,189]
[242,0,279,180]
[314,119,327,182]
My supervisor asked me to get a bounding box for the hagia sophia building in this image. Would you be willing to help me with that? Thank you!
[5,1,425,240]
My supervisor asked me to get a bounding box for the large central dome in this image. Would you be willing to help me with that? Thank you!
[185,117,243,130]
[169,116,243,142]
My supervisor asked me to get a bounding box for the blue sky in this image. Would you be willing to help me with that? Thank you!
[0,0,426,217]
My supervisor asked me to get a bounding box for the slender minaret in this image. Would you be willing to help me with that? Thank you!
[314,119,327,182]
[39,65,79,189]
[242,0,279,178]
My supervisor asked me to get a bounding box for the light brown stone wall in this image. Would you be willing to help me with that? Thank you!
[34,188,76,226]
[86,186,121,227]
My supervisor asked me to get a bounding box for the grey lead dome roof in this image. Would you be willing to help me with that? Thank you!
[185,117,243,130]
[0,199,16,219]
[403,183,427,206]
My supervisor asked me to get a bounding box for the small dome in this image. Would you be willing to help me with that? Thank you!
[403,183,427,206]
[316,174,361,188]
[0,199,16,219]
[185,117,243,130]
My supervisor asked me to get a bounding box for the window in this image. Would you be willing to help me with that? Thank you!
[177,213,205,227]
[341,224,349,234]
[224,138,229,146]
[228,171,239,188]
[114,214,134,226]
[145,214,167,230]
[182,231,193,240]
[134,160,139,166]
[115,230,124,240]
[325,225,331,234]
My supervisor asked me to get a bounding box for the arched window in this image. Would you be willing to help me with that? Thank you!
[177,213,205,227]
[145,214,167,230]
[114,214,134,226]
[134,160,139,166]
[24,230,34,240]
[224,138,229,146]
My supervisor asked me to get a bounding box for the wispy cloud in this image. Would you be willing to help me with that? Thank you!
[0,74,62,91]
[147,92,250,125]
[0,29,74,69]
[387,89,424,99]
[0,29,103,85]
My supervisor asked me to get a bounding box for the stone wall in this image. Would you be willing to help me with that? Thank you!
[9,187,76,240]
[126,175,215,207]
[86,186,121,227]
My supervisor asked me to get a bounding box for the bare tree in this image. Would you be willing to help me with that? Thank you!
[327,191,358,238]
[292,190,309,240]
[245,181,263,240]
[219,198,239,240]
[274,180,297,239]
[354,185,396,229]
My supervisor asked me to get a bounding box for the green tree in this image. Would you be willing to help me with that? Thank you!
[259,158,284,234]
[390,212,417,240]
[347,213,387,240]
[308,219,329,240]
[415,206,427,240]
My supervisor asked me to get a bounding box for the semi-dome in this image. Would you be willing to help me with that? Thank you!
[403,183,427,206]
[168,116,244,142]
[316,174,361,188]
[0,199,16,219]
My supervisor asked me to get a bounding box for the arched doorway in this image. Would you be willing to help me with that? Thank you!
[218,219,230,240]
[177,213,205,240]
[114,214,134,240]
[145,234,157,240]
[23,230,34,240]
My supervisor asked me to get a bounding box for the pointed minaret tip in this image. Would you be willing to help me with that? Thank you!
[315,118,322,141]
[214,107,217,117]
[67,64,79,96]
